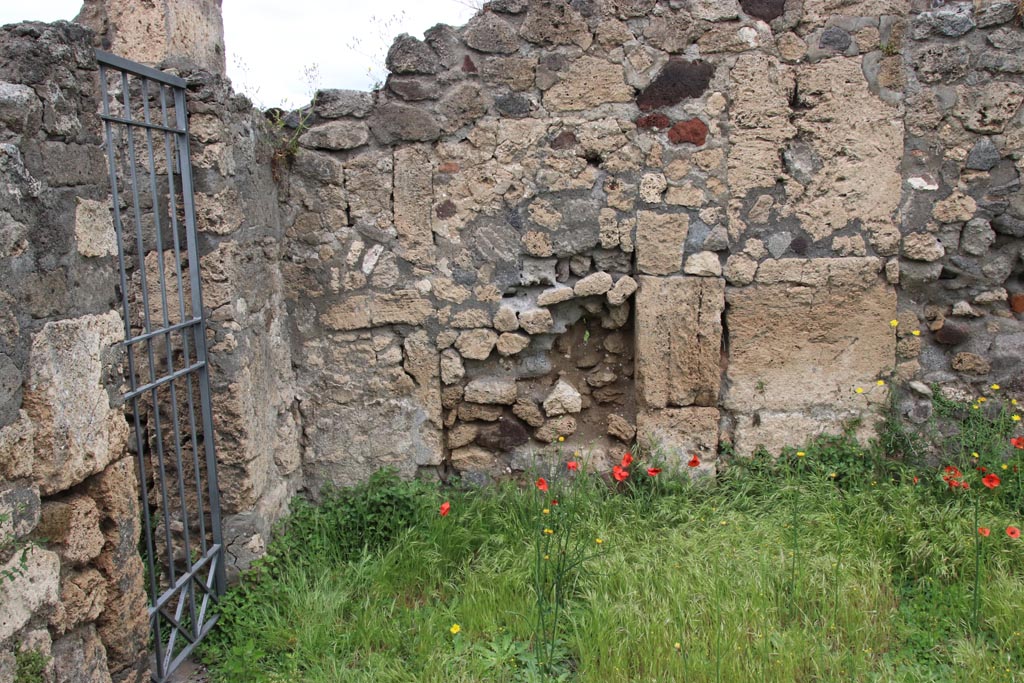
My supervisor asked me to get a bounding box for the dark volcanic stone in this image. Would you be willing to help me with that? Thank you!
[436,200,457,219]
[819,27,852,52]
[476,416,530,451]
[496,93,532,118]
[636,113,672,129]
[550,131,578,149]
[387,76,439,101]
[935,324,969,346]
[386,34,440,75]
[636,59,715,112]
[462,56,478,73]
[740,0,786,22]
[667,118,709,145]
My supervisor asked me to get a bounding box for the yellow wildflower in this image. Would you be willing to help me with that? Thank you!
[855,387,864,394]
[889,320,899,328]
[978,397,987,403]
[912,330,921,336]
[543,528,554,535]
[674,642,682,651]
[1002,464,1009,471]
[450,624,461,635]
[542,508,550,514]
[796,451,806,457]
[557,436,565,442]
[877,380,885,386]
[972,452,979,458]
[1013,415,1021,422]
[991,384,1000,390]
[829,472,837,479]
[595,538,603,544]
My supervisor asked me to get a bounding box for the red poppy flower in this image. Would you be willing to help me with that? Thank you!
[551,499,558,506]
[688,455,700,468]
[647,468,662,477]
[962,483,970,490]
[536,477,548,492]
[1012,437,1024,450]
[949,480,961,489]
[612,465,629,482]
[982,473,1001,489]
[567,461,579,471]
[621,452,634,467]
[1007,526,1021,540]
[912,476,919,485]
[978,527,990,537]
[440,501,451,517]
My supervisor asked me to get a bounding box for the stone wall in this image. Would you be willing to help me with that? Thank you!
[0,22,148,683]
[279,0,1023,479]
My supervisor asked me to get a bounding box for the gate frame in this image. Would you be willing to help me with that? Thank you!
[96,50,226,683]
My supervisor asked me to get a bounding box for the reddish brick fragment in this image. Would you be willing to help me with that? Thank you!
[667,118,709,146]
[636,113,671,129]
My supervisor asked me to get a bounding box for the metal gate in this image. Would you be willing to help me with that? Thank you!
[96,51,225,682]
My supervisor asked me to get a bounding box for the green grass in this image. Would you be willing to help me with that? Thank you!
[201,397,1024,683]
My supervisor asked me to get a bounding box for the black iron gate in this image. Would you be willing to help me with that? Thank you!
[96,50,225,682]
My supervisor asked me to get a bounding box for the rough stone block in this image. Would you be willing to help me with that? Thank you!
[298,120,369,151]
[724,269,895,416]
[636,210,688,275]
[0,547,60,642]
[38,495,104,565]
[543,57,633,111]
[464,378,518,405]
[635,276,725,409]
[51,624,113,683]
[451,445,501,474]
[636,407,719,470]
[53,568,107,634]
[24,312,129,496]
[74,198,116,258]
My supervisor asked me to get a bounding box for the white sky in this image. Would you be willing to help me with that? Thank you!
[0,0,479,108]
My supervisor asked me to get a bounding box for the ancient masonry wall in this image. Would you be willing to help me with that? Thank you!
[0,22,150,683]
[282,0,1023,488]
[1,0,1023,676]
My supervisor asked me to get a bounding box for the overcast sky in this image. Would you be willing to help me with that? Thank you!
[0,0,479,108]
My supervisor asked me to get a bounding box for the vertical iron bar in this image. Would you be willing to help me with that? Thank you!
[141,77,199,642]
[121,70,178,591]
[174,85,227,596]
[159,84,209,558]
[100,64,166,682]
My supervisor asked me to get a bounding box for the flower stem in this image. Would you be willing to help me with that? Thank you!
[972,491,981,634]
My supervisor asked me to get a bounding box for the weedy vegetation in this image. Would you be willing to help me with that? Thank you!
[201,389,1024,682]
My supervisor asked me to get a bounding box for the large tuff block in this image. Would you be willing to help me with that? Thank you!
[635,276,725,409]
[724,258,896,454]
[23,312,129,496]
